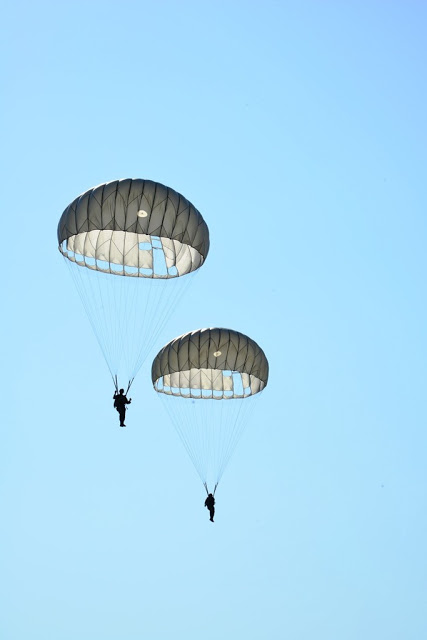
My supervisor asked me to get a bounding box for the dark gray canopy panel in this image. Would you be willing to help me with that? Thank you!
[152,328,269,399]
[58,179,209,278]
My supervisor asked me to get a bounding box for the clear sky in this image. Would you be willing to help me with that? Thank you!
[1,1,427,638]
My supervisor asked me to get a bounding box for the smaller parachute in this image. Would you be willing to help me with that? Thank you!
[152,328,269,492]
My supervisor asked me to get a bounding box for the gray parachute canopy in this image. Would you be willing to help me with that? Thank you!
[152,328,269,399]
[57,178,209,278]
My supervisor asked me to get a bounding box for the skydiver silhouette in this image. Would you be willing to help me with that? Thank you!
[113,389,131,427]
[204,493,215,522]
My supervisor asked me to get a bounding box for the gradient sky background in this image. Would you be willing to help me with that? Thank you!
[2,1,427,638]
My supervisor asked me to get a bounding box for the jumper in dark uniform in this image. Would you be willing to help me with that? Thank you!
[204,493,215,522]
[113,389,131,427]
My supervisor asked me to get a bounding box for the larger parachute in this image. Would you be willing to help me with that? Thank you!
[58,179,209,391]
[152,328,269,492]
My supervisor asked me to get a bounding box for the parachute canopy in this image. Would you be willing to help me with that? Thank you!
[58,179,209,389]
[58,178,209,278]
[152,328,269,398]
[152,328,269,491]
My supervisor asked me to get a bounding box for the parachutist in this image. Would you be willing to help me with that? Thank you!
[113,389,132,427]
[204,493,215,522]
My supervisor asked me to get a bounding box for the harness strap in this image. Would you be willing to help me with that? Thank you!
[112,376,133,396]
[203,482,218,496]
[126,378,134,395]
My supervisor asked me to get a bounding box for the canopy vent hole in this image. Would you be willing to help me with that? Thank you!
[232,372,244,396]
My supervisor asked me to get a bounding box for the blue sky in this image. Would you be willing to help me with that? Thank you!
[1,1,427,638]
